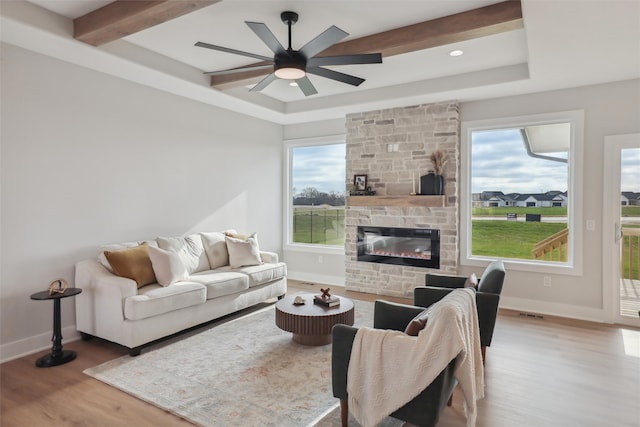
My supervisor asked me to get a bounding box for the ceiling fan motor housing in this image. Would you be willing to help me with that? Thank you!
[274,50,306,79]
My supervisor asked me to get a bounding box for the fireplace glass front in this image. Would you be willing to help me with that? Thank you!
[357,226,440,269]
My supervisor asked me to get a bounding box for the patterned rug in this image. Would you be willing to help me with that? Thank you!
[84,297,396,427]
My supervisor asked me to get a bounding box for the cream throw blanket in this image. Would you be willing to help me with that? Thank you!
[347,288,484,427]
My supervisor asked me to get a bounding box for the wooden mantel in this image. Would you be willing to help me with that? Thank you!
[347,195,446,208]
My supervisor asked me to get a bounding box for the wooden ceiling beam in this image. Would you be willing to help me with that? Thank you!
[74,0,220,46]
[210,0,523,90]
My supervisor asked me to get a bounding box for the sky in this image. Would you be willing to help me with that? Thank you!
[292,144,346,195]
[621,148,640,192]
[291,132,639,197]
[471,128,568,194]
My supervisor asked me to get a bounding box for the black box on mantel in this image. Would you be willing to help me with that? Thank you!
[420,173,445,195]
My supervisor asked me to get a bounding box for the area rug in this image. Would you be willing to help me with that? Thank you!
[84,298,386,427]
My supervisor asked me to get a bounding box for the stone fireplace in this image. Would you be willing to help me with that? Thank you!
[345,101,459,298]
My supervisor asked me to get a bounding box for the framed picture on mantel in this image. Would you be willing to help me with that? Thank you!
[354,174,367,191]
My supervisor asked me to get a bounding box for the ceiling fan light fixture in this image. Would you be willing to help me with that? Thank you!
[274,50,306,80]
[449,49,464,57]
[275,66,305,80]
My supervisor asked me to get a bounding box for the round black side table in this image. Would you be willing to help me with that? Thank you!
[30,288,82,367]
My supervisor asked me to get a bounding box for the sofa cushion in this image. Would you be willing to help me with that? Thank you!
[200,231,231,269]
[104,243,157,288]
[148,245,189,286]
[219,262,287,288]
[188,270,249,299]
[157,233,210,274]
[225,233,263,268]
[124,282,206,321]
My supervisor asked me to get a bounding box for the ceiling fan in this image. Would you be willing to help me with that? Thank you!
[195,11,382,96]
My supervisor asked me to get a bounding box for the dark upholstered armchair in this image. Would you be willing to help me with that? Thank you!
[416,260,505,362]
[332,300,458,427]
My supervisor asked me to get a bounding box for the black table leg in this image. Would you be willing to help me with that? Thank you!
[36,298,76,367]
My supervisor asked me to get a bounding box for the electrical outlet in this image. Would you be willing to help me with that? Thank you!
[543,276,552,287]
[318,255,323,264]
[586,220,595,231]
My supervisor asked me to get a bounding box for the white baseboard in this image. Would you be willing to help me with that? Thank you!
[287,271,345,287]
[500,295,608,323]
[0,326,81,364]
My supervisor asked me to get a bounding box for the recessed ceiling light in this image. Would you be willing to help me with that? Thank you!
[289,81,299,87]
[449,49,464,57]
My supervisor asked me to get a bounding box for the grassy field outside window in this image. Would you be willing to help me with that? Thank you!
[292,206,345,246]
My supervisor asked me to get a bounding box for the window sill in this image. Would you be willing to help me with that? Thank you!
[462,255,581,276]
[283,243,345,255]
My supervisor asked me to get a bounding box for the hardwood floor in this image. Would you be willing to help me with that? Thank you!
[2,280,639,426]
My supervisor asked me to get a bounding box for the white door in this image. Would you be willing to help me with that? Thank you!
[603,134,640,326]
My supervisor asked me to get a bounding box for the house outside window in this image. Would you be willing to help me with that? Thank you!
[461,111,584,275]
[285,137,346,250]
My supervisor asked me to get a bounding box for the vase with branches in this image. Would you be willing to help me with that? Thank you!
[429,150,448,176]
[422,149,448,195]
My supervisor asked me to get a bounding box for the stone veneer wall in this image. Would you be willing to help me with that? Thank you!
[345,101,460,298]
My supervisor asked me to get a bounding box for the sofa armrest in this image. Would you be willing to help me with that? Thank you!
[373,300,425,331]
[260,251,278,264]
[75,259,138,336]
[332,324,358,399]
[476,291,500,347]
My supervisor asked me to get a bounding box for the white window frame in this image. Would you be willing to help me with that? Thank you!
[460,110,584,275]
[283,135,346,255]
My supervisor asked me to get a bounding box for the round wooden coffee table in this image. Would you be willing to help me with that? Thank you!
[275,294,354,346]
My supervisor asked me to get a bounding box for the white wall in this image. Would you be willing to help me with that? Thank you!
[282,79,640,322]
[0,44,283,361]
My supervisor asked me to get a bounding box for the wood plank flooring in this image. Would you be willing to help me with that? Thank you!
[2,280,639,426]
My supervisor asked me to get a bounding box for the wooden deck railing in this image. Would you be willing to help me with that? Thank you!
[622,227,640,280]
[532,228,569,261]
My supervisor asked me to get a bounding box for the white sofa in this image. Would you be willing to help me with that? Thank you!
[75,230,287,355]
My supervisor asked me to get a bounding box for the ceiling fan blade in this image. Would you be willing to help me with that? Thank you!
[299,25,348,59]
[204,64,273,76]
[295,76,318,96]
[249,73,277,92]
[245,22,285,55]
[195,41,272,62]
[308,53,382,67]
[307,67,365,86]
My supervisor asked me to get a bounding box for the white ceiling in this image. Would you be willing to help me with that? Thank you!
[2,0,639,124]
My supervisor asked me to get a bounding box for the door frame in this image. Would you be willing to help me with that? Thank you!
[603,133,640,326]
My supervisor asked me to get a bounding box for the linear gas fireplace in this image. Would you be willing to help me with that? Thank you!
[357,226,440,269]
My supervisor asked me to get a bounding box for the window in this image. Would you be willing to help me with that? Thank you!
[461,111,584,274]
[285,137,346,250]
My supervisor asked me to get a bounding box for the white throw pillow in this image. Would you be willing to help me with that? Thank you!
[225,233,263,268]
[156,233,210,274]
[201,231,232,269]
[148,245,189,286]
